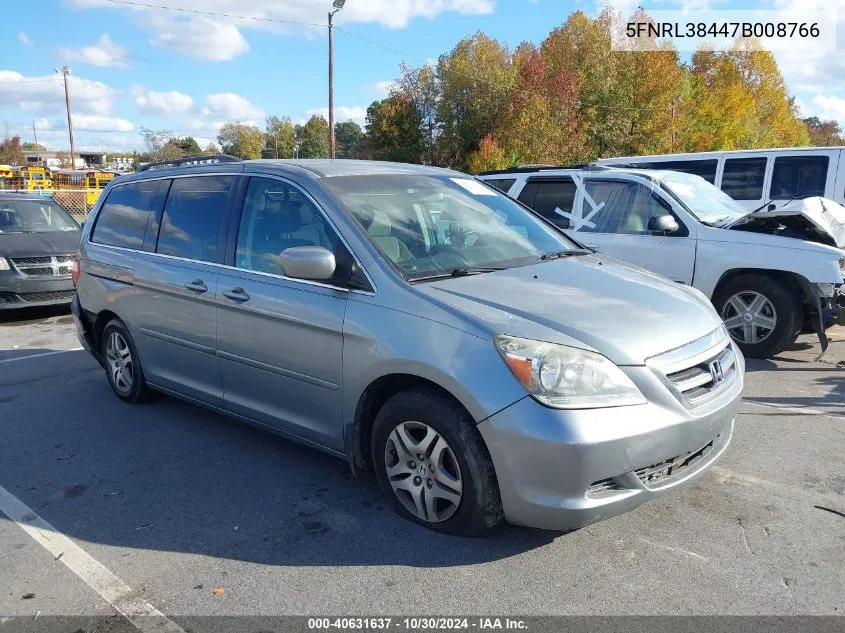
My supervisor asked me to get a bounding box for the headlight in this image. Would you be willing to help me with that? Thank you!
[494,335,646,409]
[0,257,9,271]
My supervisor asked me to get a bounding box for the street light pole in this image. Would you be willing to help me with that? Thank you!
[57,66,76,168]
[328,0,346,159]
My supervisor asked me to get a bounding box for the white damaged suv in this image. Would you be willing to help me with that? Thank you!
[480,166,845,358]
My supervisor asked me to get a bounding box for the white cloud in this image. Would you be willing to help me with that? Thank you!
[18,32,33,46]
[802,95,845,126]
[73,115,135,132]
[0,70,116,116]
[373,80,395,97]
[60,34,128,68]
[201,92,264,121]
[305,105,367,126]
[135,89,194,116]
[66,0,495,62]
[148,15,249,61]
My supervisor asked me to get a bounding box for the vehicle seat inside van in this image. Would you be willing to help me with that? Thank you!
[369,212,415,262]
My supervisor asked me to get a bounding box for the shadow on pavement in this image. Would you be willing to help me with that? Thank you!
[0,349,559,569]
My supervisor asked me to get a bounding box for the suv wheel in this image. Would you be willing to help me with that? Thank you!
[371,388,503,536]
[713,274,801,358]
[102,319,151,403]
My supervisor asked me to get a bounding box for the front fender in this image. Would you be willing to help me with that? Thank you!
[694,239,844,299]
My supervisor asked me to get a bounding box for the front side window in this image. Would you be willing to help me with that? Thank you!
[579,180,673,235]
[92,181,159,248]
[661,171,747,226]
[721,157,767,200]
[235,177,341,276]
[321,175,578,281]
[771,156,829,199]
[156,175,233,263]
[0,198,79,234]
[530,179,577,229]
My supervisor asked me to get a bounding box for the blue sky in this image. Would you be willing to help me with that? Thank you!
[2,0,843,153]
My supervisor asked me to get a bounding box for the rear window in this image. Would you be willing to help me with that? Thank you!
[770,156,829,199]
[721,157,767,200]
[92,180,160,249]
[156,175,233,263]
[529,179,577,229]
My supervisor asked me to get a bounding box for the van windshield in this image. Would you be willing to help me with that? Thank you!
[0,199,80,233]
[660,171,748,227]
[321,175,580,281]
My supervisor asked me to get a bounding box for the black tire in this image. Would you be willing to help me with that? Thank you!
[371,387,503,536]
[713,273,801,359]
[101,318,152,404]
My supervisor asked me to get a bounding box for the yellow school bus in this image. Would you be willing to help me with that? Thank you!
[53,169,117,205]
[9,166,53,191]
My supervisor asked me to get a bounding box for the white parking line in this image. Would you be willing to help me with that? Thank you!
[742,400,843,419]
[0,348,84,365]
[0,483,184,633]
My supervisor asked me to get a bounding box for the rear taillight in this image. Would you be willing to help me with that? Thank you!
[71,256,80,287]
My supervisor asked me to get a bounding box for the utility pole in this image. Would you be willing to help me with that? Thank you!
[328,0,346,159]
[57,66,76,168]
[32,120,39,163]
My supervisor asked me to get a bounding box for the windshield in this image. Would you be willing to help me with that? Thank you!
[660,171,747,226]
[322,175,580,280]
[0,199,80,233]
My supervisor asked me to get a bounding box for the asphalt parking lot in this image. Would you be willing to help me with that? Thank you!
[0,306,843,621]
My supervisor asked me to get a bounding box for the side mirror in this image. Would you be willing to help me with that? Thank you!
[648,214,680,234]
[280,246,336,281]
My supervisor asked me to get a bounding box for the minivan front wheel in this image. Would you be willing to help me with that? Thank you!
[101,319,151,403]
[371,388,503,536]
[714,274,800,358]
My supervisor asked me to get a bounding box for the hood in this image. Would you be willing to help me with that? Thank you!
[0,230,82,258]
[417,254,723,366]
[727,196,845,249]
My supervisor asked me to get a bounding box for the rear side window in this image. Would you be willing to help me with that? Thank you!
[771,156,829,199]
[156,175,233,263]
[637,160,718,184]
[92,180,160,250]
[526,179,577,229]
[485,178,516,194]
[721,157,767,200]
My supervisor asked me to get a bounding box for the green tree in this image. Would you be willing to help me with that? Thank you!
[21,142,46,152]
[265,115,296,158]
[803,117,844,146]
[335,121,364,158]
[365,95,423,163]
[297,115,330,159]
[170,136,202,155]
[397,63,440,164]
[217,122,263,159]
[0,136,26,165]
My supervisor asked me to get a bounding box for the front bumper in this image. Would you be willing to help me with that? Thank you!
[478,357,744,531]
[0,270,75,309]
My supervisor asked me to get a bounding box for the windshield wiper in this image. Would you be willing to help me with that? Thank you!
[540,249,592,261]
[409,266,505,283]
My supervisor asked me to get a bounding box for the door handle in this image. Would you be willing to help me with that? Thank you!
[184,279,208,293]
[222,287,250,302]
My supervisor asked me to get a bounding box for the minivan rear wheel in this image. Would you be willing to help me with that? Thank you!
[371,388,503,536]
[101,319,152,404]
[713,273,801,358]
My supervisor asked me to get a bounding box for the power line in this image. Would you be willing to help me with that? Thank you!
[99,0,324,28]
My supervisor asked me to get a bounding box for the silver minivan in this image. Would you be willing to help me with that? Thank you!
[72,158,744,535]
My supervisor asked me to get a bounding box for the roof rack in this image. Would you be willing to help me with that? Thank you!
[137,154,241,172]
[477,163,593,176]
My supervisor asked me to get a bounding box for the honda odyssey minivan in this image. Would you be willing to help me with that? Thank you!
[72,157,744,535]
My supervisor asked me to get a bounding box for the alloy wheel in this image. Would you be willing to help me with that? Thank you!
[721,291,778,345]
[105,331,134,395]
[383,421,463,523]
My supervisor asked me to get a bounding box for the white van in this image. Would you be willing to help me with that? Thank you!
[478,165,845,359]
[597,147,845,212]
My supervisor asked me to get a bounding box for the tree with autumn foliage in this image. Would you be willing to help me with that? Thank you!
[365,95,424,164]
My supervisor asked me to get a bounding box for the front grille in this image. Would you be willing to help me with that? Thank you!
[19,290,76,303]
[635,437,717,488]
[586,478,625,499]
[666,346,736,404]
[10,255,74,277]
